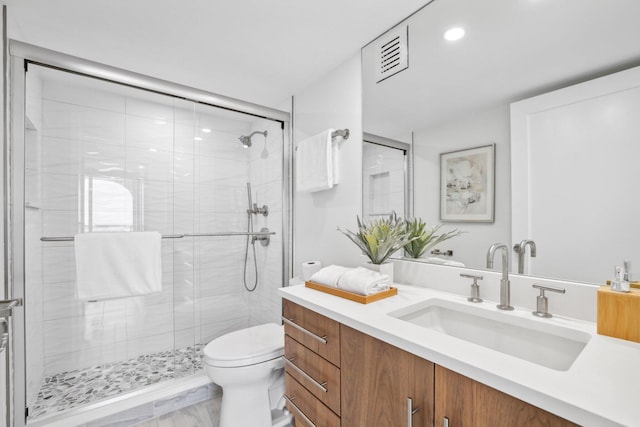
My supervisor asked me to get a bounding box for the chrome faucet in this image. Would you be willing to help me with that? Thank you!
[514,239,537,274]
[486,243,514,310]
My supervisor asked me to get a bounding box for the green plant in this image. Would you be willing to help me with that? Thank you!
[338,212,415,264]
[403,218,464,259]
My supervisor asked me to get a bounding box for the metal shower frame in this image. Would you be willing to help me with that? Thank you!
[5,40,293,427]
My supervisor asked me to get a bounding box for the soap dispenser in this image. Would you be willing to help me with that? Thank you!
[611,265,630,293]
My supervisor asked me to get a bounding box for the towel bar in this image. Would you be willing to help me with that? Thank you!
[331,128,349,140]
[40,230,276,242]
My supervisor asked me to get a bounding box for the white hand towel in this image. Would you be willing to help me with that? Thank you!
[337,267,390,295]
[309,265,350,288]
[296,129,334,192]
[75,231,162,301]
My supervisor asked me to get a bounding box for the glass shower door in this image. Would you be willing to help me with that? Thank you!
[13,56,287,424]
[20,64,198,420]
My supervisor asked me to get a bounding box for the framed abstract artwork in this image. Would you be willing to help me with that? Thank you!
[440,144,495,223]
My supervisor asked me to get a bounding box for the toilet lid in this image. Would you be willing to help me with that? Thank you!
[203,323,284,368]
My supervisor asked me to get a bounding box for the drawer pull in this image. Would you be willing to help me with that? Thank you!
[282,316,328,344]
[284,394,317,427]
[407,397,420,427]
[283,356,328,393]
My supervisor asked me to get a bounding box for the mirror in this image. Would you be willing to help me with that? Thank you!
[362,0,640,284]
[362,133,412,222]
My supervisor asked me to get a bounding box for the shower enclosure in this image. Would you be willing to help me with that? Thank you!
[6,42,290,426]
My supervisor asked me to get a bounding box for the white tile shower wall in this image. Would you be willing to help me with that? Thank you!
[35,76,260,376]
[248,119,285,326]
[192,106,253,344]
[362,143,406,219]
[25,68,45,407]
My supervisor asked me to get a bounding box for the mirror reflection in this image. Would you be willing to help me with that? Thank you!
[362,0,640,284]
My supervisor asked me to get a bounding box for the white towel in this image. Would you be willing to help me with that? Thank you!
[337,267,390,295]
[309,265,350,288]
[74,231,162,301]
[296,129,334,192]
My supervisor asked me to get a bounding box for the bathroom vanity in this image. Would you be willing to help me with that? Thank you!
[280,284,640,426]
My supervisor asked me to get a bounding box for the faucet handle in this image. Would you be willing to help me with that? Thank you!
[532,284,565,318]
[460,273,483,282]
[461,273,483,303]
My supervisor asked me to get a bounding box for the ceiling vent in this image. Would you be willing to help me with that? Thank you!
[375,25,409,83]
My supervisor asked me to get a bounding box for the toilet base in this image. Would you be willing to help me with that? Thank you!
[219,382,272,427]
[207,357,288,427]
[218,375,292,427]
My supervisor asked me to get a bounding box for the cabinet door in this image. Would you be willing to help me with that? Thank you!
[435,366,579,427]
[341,325,434,427]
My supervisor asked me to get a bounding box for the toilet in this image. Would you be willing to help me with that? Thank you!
[203,323,290,427]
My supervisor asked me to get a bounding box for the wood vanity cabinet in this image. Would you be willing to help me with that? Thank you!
[341,324,435,427]
[283,300,341,426]
[283,300,577,427]
[434,366,579,427]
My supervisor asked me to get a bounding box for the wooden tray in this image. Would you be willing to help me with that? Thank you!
[305,281,397,304]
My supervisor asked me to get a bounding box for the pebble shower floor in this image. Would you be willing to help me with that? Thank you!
[30,344,205,420]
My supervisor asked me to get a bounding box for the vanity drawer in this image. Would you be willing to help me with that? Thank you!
[284,335,341,415]
[283,300,340,366]
[285,373,340,427]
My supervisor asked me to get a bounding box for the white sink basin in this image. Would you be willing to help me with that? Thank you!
[389,299,591,371]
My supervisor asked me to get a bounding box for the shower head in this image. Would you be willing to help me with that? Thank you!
[238,130,267,148]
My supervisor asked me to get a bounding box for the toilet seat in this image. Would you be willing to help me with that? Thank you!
[203,323,284,368]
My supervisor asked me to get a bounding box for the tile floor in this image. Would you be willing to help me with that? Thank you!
[30,344,205,420]
[133,399,219,427]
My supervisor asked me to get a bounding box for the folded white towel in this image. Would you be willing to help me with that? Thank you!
[309,265,350,288]
[296,129,334,192]
[337,267,390,296]
[75,231,162,301]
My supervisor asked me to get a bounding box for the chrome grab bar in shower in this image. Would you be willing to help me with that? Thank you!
[40,231,276,242]
[186,231,275,238]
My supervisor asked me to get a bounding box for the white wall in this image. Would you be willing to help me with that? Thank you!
[413,105,511,268]
[293,54,363,276]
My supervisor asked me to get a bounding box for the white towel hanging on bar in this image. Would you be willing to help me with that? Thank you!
[296,128,339,192]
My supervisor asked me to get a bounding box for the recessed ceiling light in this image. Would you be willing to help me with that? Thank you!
[154,119,167,125]
[202,128,211,133]
[444,27,465,42]
[194,136,203,141]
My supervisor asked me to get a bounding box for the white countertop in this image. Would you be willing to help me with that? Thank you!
[279,283,640,427]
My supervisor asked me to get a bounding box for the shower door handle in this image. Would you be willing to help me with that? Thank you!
[0,319,7,353]
[0,298,22,317]
[0,299,20,353]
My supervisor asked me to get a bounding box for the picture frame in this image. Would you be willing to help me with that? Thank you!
[440,144,495,223]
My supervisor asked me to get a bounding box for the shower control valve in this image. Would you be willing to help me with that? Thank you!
[251,203,269,217]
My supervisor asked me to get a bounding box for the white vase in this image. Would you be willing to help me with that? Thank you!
[363,261,394,282]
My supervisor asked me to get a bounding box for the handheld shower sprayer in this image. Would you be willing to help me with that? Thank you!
[238,130,268,148]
